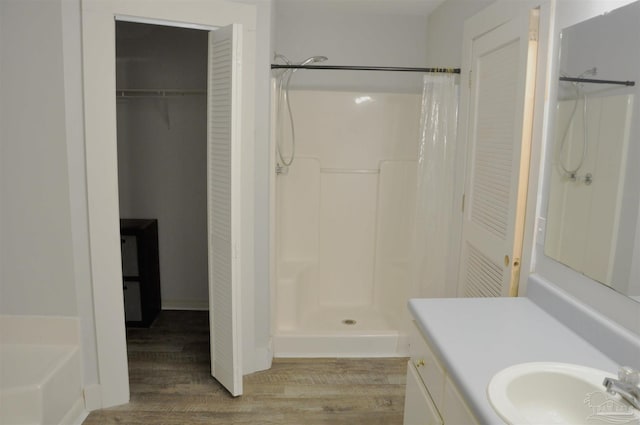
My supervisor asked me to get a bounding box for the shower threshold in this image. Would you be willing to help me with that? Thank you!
[273,306,406,358]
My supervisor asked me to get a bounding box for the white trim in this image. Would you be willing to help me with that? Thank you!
[250,344,273,375]
[114,14,219,31]
[268,77,277,358]
[81,0,257,408]
[82,384,103,411]
[519,1,553,297]
[60,397,88,425]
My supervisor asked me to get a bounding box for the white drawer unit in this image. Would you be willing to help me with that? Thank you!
[409,321,446,407]
[442,378,479,425]
[404,321,480,425]
[404,361,443,425]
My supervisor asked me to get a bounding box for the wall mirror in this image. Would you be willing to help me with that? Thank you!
[544,0,640,302]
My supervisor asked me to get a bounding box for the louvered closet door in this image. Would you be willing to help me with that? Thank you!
[459,11,538,297]
[207,24,243,397]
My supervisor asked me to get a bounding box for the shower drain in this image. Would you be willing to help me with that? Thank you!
[342,319,357,325]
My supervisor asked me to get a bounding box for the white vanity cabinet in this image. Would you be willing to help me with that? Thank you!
[404,361,443,425]
[403,321,479,425]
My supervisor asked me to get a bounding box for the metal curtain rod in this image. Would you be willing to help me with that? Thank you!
[559,76,635,87]
[271,64,461,74]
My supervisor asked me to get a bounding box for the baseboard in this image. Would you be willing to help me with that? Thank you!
[252,343,273,373]
[161,299,209,311]
[83,384,102,411]
[60,397,88,425]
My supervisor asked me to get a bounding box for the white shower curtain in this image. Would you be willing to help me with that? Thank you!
[412,73,459,298]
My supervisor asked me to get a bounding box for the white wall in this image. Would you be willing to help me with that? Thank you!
[274,0,430,93]
[116,24,209,309]
[425,0,493,66]
[0,0,78,316]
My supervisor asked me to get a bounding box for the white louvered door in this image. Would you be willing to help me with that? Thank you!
[458,10,538,297]
[207,24,243,396]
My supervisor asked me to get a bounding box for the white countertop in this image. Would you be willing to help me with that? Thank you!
[408,297,619,424]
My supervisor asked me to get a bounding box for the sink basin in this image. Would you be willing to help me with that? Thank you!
[487,362,640,425]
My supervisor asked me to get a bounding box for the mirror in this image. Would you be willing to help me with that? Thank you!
[544,0,640,301]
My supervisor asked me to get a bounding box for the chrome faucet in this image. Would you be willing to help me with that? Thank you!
[603,367,640,410]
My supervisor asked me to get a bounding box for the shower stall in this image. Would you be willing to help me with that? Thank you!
[273,90,419,356]
[270,60,458,357]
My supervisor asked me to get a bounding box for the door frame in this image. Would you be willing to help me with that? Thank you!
[81,0,257,408]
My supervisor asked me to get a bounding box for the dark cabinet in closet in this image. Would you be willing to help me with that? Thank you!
[120,219,161,327]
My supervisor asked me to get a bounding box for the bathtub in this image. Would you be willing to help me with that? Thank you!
[0,316,86,425]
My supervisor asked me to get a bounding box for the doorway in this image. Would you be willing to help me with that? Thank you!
[113,19,244,397]
[81,1,254,404]
[115,20,211,396]
[115,21,209,317]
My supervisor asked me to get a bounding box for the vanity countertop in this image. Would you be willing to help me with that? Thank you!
[409,297,619,424]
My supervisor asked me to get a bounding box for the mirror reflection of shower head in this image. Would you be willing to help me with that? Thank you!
[299,56,328,66]
[557,66,596,178]
[578,67,597,78]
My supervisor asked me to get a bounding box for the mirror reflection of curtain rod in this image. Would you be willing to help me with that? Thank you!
[271,64,461,73]
[560,76,635,86]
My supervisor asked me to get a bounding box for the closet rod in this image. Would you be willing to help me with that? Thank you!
[559,76,635,86]
[271,64,461,73]
[116,89,206,97]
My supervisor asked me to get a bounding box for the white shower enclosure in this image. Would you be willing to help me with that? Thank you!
[271,87,422,357]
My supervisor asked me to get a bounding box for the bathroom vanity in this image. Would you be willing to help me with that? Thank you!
[404,319,478,425]
[402,276,637,424]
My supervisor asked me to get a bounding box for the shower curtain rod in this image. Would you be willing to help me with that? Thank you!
[271,64,461,73]
[115,89,206,97]
[559,76,635,86]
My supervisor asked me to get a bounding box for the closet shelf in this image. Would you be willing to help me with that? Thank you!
[116,88,206,98]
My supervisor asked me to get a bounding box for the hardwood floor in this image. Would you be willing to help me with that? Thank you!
[83,311,408,425]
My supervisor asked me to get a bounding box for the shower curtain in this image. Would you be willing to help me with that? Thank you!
[412,73,459,298]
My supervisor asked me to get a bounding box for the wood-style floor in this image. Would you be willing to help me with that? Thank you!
[83,310,408,425]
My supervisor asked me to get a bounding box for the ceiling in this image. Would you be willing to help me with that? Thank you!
[274,0,446,17]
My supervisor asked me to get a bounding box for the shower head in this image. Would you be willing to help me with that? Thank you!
[298,56,328,66]
[578,67,597,78]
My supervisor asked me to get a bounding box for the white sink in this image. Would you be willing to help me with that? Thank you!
[487,362,640,425]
